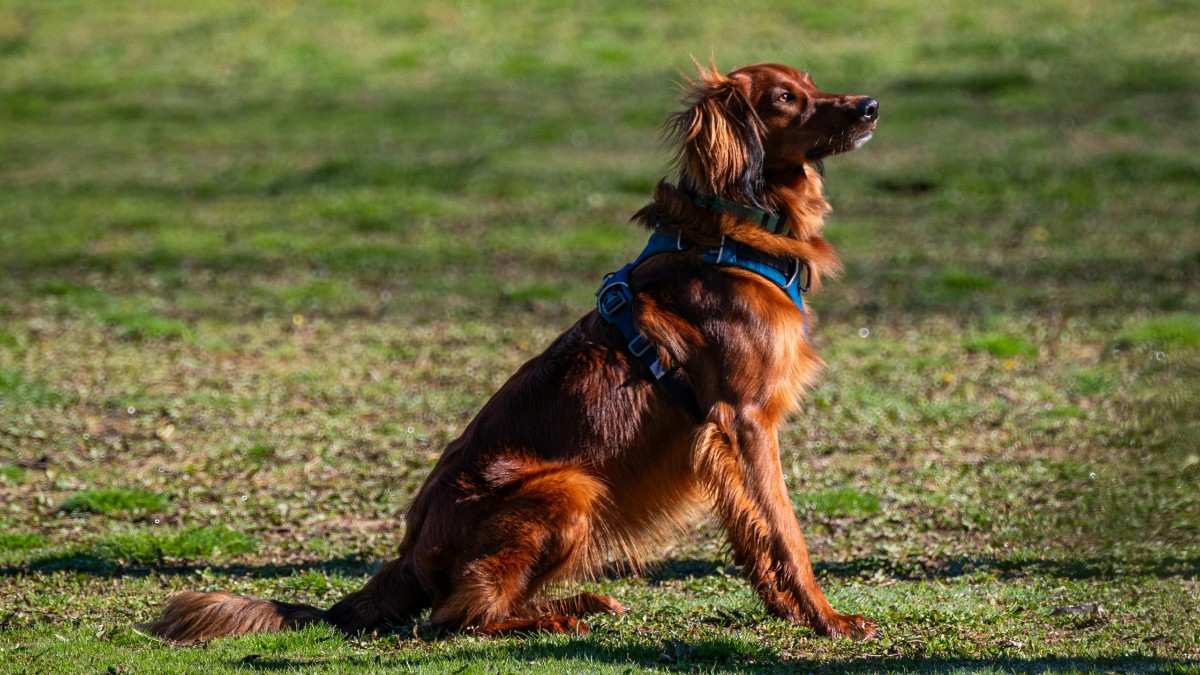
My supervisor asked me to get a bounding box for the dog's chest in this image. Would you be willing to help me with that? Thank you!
[767,312,822,417]
[725,274,823,417]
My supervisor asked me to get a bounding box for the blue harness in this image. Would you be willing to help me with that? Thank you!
[595,228,810,417]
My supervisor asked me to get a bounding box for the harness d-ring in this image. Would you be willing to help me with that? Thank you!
[786,258,801,287]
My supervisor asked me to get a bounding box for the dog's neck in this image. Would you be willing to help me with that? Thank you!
[632,162,840,289]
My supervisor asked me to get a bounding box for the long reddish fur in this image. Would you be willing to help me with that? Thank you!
[146,62,877,644]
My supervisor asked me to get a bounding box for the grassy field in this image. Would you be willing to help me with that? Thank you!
[1,1,1198,672]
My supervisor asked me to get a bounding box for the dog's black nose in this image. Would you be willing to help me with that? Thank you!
[857,97,879,121]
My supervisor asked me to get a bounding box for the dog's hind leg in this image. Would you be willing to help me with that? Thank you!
[429,463,605,635]
[324,557,430,633]
[526,592,626,618]
[474,592,625,636]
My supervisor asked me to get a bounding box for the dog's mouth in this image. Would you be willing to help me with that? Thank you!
[851,129,874,149]
[807,123,877,160]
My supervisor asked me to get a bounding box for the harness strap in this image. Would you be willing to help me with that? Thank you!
[595,229,809,419]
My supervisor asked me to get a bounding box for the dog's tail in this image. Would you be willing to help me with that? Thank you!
[143,559,427,645]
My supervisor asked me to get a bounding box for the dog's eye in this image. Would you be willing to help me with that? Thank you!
[778,91,796,103]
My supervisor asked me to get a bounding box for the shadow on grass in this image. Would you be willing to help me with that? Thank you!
[6,552,1196,582]
[0,552,377,579]
[634,554,1200,583]
[815,554,1200,581]
[228,642,1195,674]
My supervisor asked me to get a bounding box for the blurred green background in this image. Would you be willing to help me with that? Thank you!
[0,1,1197,671]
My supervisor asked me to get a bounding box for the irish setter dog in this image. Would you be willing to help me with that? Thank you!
[147,62,880,643]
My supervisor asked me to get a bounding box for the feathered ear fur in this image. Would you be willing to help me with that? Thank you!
[632,62,840,288]
[669,64,766,206]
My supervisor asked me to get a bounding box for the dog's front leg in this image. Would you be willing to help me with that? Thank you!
[692,403,876,639]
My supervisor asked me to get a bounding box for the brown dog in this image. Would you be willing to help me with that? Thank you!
[147,62,879,643]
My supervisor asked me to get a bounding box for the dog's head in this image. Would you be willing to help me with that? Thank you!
[671,62,878,200]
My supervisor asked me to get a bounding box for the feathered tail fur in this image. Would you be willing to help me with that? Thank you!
[143,559,427,644]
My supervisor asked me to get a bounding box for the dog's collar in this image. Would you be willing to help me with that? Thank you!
[682,160,825,235]
[685,190,787,235]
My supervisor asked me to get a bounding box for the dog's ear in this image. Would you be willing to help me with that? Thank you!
[669,66,765,204]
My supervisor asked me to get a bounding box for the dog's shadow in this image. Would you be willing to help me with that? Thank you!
[228,645,1193,674]
[624,554,1200,583]
[5,551,1197,582]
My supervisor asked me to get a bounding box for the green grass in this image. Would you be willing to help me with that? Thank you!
[801,488,880,517]
[1069,367,1118,397]
[0,532,46,552]
[1116,313,1200,350]
[245,443,276,462]
[60,489,170,515]
[0,463,27,483]
[923,267,997,303]
[25,527,257,572]
[0,367,69,408]
[88,527,257,565]
[964,333,1039,359]
[97,304,193,341]
[41,282,194,341]
[0,0,1198,672]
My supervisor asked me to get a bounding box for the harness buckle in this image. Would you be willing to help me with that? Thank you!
[648,358,666,379]
[597,282,631,320]
[627,333,654,357]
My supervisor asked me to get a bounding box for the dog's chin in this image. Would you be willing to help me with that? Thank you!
[807,126,877,160]
[851,130,874,149]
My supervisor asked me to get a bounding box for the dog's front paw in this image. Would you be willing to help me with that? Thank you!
[818,612,878,640]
